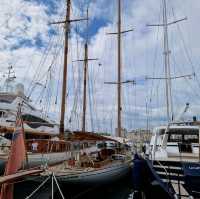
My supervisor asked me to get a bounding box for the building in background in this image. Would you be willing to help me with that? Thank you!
[126,129,152,153]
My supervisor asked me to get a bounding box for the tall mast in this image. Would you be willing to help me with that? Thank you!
[82,9,89,133]
[106,0,133,137]
[59,0,71,139]
[55,0,88,138]
[82,43,88,132]
[117,0,122,137]
[74,9,98,133]
[163,0,172,123]
[147,0,188,124]
[81,44,98,132]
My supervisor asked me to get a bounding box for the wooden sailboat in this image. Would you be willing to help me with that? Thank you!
[27,0,132,185]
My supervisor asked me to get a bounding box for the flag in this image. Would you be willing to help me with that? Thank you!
[0,108,26,199]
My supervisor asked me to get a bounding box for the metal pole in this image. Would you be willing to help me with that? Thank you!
[52,173,54,199]
[163,0,173,123]
[117,0,122,137]
[163,0,170,123]
[59,0,71,139]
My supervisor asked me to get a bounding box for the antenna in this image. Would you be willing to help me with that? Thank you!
[3,66,16,92]
[175,102,190,122]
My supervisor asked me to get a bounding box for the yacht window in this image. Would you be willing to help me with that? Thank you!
[97,142,107,149]
[22,114,54,128]
[168,134,182,142]
[0,95,16,103]
[184,134,199,143]
[168,131,199,143]
[0,99,11,103]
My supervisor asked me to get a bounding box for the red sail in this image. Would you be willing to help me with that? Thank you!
[0,112,26,199]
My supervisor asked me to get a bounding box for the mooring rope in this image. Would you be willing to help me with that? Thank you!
[25,175,51,199]
[25,172,65,199]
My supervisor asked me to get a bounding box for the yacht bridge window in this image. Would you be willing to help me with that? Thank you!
[22,114,54,128]
[0,95,16,104]
[167,130,199,143]
[166,128,199,153]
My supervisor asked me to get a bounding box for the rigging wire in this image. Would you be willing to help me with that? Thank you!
[171,8,200,93]
[147,0,163,127]
[68,23,83,130]
[168,3,200,107]
[26,12,65,98]
[33,27,64,106]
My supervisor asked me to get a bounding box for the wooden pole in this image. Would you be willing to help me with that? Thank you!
[59,0,71,139]
[82,43,88,133]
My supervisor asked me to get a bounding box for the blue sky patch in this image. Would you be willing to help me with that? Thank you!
[26,0,61,15]
[77,17,109,41]
[11,39,33,50]
[34,34,45,48]
[48,28,57,36]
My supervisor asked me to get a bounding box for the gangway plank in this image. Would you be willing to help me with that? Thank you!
[0,169,43,185]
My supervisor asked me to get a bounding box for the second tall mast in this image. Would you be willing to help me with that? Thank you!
[117,0,122,138]
[106,0,133,137]
[60,0,71,138]
[58,0,88,138]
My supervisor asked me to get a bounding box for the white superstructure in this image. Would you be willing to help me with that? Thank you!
[149,124,200,162]
[0,67,59,136]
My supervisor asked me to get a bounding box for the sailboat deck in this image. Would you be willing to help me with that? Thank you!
[43,159,130,176]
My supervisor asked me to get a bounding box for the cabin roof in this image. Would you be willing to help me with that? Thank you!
[0,125,57,136]
[154,125,199,133]
[66,131,117,142]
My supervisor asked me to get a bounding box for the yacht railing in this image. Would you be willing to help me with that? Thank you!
[26,139,71,153]
[154,160,171,184]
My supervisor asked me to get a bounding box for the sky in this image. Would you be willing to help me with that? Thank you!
[0,0,200,134]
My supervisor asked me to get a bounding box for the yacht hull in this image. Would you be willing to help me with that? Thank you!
[30,161,132,186]
[132,155,200,199]
[57,162,131,185]
[132,155,175,199]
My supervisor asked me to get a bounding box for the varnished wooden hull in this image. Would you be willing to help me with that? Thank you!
[57,162,131,185]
